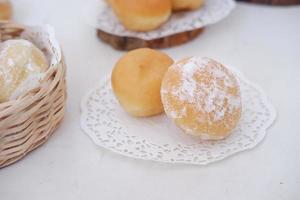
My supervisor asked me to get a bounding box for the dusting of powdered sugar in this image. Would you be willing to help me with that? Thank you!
[163,57,210,119]
[0,39,48,101]
[161,56,241,127]
[1,39,33,49]
[174,57,208,103]
[10,73,46,100]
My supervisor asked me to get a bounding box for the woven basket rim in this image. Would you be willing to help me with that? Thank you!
[0,21,63,107]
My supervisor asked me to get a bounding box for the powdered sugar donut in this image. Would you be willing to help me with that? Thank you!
[0,39,48,102]
[161,57,242,140]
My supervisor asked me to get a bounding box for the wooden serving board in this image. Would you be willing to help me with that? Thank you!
[97,28,204,51]
[236,0,300,5]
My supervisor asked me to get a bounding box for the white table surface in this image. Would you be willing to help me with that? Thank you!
[1,0,300,199]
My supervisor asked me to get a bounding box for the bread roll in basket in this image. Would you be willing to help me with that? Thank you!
[0,21,67,168]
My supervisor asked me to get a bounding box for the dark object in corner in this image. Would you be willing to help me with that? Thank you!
[236,0,300,5]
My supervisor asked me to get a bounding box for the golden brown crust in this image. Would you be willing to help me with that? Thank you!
[110,0,171,16]
[111,48,174,117]
[0,0,12,20]
[171,0,205,11]
[109,0,171,31]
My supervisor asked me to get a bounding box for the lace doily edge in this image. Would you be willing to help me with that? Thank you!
[80,70,277,165]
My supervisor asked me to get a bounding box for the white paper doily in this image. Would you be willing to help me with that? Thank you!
[80,68,276,165]
[84,0,236,40]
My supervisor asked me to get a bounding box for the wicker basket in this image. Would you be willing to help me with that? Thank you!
[0,22,67,168]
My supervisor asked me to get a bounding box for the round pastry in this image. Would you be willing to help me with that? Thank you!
[0,0,12,20]
[0,39,48,103]
[161,57,242,140]
[171,0,205,11]
[108,0,172,31]
[111,48,174,117]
